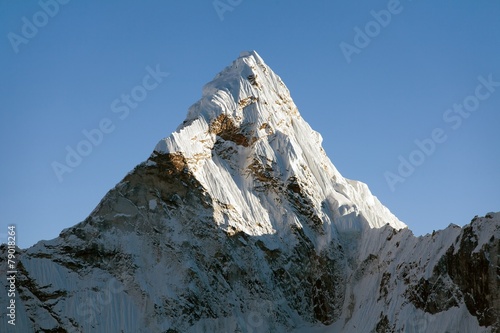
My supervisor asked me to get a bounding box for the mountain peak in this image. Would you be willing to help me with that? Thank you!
[179,49,296,131]
[155,50,299,155]
[153,51,406,235]
[5,52,499,333]
[238,49,262,59]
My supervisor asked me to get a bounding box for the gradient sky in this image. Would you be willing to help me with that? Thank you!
[1,0,499,248]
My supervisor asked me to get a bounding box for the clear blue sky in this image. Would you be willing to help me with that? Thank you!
[1,0,499,248]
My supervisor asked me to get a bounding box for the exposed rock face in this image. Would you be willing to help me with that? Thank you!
[407,216,500,329]
[0,51,498,333]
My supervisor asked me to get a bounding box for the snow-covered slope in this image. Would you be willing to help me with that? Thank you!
[0,51,498,333]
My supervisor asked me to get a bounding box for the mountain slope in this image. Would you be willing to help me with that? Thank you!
[1,51,498,333]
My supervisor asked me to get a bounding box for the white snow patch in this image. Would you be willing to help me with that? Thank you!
[149,199,157,210]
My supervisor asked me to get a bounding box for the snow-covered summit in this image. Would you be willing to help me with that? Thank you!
[185,50,290,128]
[154,51,406,235]
[155,50,301,154]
